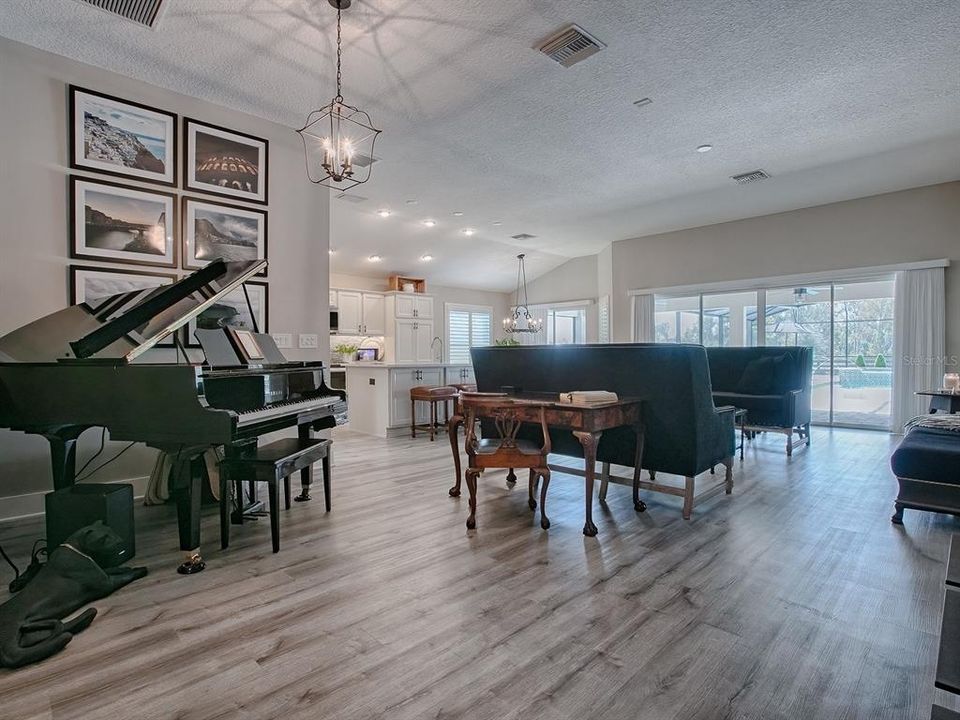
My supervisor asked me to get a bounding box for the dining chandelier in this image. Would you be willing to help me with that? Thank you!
[503,254,543,334]
[297,0,381,191]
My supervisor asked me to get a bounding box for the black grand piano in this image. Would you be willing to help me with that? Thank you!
[0,259,344,573]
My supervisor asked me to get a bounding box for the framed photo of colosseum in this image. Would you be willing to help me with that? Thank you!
[183,118,268,205]
[70,86,177,186]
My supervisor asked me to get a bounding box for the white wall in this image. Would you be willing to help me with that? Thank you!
[0,39,330,510]
[330,272,511,358]
[609,183,960,354]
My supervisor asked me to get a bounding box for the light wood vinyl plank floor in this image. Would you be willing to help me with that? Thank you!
[0,426,956,719]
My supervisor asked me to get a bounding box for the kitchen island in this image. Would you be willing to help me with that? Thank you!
[344,362,475,437]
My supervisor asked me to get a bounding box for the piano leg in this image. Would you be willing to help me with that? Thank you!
[43,427,87,491]
[169,454,206,575]
[295,424,312,502]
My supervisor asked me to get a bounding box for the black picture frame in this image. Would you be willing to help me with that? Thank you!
[182,196,267,276]
[183,118,268,205]
[69,264,179,348]
[184,280,269,347]
[70,176,178,268]
[69,85,177,187]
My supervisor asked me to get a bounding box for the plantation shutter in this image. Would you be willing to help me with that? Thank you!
[447,306,493,364]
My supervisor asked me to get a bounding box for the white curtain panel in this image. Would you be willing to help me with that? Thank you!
[634,294,656,342]
[891,267,946,431]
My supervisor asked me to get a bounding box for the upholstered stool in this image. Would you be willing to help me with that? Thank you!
[410,385,458,441]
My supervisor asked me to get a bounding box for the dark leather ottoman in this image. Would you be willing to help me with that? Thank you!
[891,427,960,524]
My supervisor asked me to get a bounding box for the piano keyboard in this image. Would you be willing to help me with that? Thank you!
[236,395,340,427]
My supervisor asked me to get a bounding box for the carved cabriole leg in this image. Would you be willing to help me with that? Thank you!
[448,414,463,497]
[723,456,734,494]
[573,430,602,537]
[528,469,537,510]
[539,468,551,529]
[599,462,610,502]
[465,469,480,529]
[682,476,695,520]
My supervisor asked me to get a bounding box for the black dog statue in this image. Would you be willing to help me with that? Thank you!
[0,521,147,668]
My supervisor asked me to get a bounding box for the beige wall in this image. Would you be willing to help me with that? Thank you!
[610,183,960,353]
[329,272,511,358]
[524,255,598,305]
[0,39,330,510]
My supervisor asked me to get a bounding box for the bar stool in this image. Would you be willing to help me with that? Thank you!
[410,385,458,441]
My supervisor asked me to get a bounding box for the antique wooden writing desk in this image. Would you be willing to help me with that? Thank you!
[447,393,643,536]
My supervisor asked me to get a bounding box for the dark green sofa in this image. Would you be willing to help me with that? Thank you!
[705,346,813,456]
[470,343,736,519]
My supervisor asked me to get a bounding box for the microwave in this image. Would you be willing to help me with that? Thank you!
[329,308,339,334]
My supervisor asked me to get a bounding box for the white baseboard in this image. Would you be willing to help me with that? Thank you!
[0,475,152,524]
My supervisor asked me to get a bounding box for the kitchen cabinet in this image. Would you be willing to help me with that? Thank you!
[394,319,435,363]
[393,294,433,319]
[385,293,436,362]
[445,365,475,385]
[332,289,384,335]
[389,366,443,426]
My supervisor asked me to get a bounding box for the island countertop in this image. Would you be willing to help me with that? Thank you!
[343,361,468,369]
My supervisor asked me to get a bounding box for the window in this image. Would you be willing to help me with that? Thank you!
[545,307,587,344]
[446,304,492,363]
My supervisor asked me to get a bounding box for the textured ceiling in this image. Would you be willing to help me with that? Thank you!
[1,0,959,291]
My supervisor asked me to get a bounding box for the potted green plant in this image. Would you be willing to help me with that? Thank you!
[332,342,359,363]
[495,338,521,347]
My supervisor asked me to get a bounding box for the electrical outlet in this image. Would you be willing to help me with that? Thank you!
[272,333,292,349]
[298,333,319,349]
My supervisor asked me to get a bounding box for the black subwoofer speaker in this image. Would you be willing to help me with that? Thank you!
[44,483,135,564]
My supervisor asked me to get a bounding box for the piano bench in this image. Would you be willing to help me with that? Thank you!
[219,437,332,554]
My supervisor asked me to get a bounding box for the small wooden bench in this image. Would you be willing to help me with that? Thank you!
[220,437,332,553]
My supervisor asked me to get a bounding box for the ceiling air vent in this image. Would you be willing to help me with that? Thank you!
[511,233,537,241]
[75,0,169,28]
[731,169,771,185]
[537,25,605,67]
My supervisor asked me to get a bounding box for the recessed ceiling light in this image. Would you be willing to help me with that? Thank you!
[696,144,713,153]
[420,254,433,262]
[368,254,382,262]
[377,209,391,217]
[422,219,436,227]
[452,211,464,217]
[461,228,476,236]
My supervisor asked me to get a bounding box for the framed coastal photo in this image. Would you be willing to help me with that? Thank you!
[69,265,178,347]
[183,197,267,275]
[71,176,177,268]
[185,281,268,347]
[70,86,177,186]
[184,118,268,204]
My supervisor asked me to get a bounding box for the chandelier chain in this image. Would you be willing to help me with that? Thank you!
[335,5,343,102]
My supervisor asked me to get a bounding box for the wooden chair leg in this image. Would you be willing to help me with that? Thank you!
[219,466,230,549]
[465,469,480,529]
[682,476,695,520]
[723,456,734,494]
[321,453,332,512]
[599,462,610,501]
[429,401,436,441]
[411,400,417,438]
[528,469,537,510]
[538,468,551,529]
[268,478,280,553]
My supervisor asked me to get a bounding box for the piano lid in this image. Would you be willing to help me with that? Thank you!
[0,259,267,364]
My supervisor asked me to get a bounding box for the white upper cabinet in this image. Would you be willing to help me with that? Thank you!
[336,290,363,335]
[361,293,386,335]
[332,289,385,335]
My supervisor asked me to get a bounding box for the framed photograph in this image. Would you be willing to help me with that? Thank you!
[182,197,267,275]
[69,265,178,347]
[184,118,268,204]
[185,281,268,347]
[71,176,177,268]
[70,86,177,186]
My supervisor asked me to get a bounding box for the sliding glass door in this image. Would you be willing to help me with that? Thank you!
[651,276,895,429]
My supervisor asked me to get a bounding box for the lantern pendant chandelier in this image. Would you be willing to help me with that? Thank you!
[503,254,543,334]
[297,0,381,191]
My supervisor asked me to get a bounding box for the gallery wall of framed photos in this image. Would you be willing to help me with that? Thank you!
[66,84,271,347]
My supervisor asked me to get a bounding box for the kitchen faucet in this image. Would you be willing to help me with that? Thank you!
[430,336,443,362]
